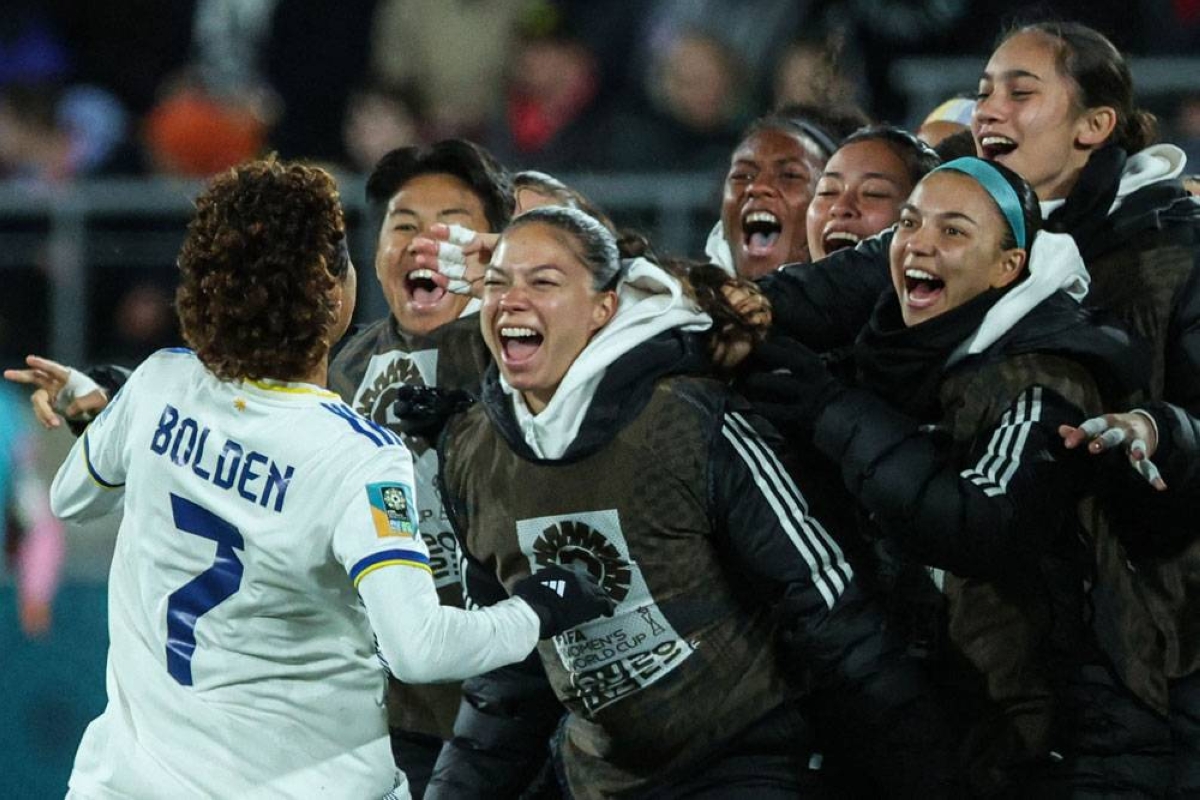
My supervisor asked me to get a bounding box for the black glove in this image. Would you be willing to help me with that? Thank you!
[737,336,845,441]
[391,385,475,440]
[511,563,617,639]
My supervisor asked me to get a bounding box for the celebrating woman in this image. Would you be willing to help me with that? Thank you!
[41,158,610,799]
[757,23,1200,792]
[425,205,957,798]
[746,157,1152,793]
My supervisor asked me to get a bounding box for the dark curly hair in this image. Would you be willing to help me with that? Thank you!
[175,157,348,382]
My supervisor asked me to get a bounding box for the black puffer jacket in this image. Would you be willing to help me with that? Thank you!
[785,287,1149,794]
[761,149,1200,681]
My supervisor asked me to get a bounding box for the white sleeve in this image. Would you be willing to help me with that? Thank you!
[331,448,539,684]
[358,567,540,683]
[49,373,138,521]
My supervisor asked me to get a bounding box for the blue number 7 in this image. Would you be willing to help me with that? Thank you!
[165,493,246,686]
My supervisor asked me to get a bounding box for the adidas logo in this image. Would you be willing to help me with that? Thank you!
[544,579,567,597]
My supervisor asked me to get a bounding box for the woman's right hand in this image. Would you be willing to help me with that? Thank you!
[3,355,109,430]
[410,223,499,298]
[1059,410,1166,491]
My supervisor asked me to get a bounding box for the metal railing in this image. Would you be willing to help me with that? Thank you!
[0,171,722,366]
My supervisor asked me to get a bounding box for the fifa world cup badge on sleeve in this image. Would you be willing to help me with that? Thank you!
[367,482,418,539]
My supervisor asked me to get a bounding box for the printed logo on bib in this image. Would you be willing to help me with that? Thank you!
[413,448,460,590]
[517,509,694,714]
[366,482,417,538]
[351,349,436,455]
[351,350,461,589]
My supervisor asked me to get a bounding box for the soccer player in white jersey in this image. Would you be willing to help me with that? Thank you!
[44,158,612,799]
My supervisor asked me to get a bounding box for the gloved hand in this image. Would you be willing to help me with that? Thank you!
[511,563,617,639]
[391,385,475,440]
[737,336,845,441]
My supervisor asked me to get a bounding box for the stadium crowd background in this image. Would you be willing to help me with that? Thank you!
[0,0,1199,796]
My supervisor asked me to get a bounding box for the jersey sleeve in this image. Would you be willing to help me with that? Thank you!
[329,445,540,684]
[50,368,139,521]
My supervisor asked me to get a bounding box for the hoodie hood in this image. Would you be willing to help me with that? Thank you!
[1112,143,1187,212]
[949,230,1090,364]
[704,220,737,276]
[495,258,711,459]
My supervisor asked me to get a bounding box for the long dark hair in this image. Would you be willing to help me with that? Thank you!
[1002,22,1158,154]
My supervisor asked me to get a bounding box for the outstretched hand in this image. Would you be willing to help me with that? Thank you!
[1059,410,1166,491]
[410,223,499,298]
[3,355,108,429]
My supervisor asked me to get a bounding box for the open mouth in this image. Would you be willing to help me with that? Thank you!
[978,135,1017,160]
[822,229,861,255]
[903,268,945,307]
[405,269,447,305]
[499,326,543,364]
[742,210,782,256]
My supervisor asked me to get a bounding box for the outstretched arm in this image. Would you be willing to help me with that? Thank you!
[710,398,959,795]
[757,231,892,352]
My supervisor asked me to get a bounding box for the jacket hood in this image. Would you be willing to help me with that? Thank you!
[485,258,711,460]
[481,329,708,462]
[949,230,1089,364]
[1113,143,1187,211]
[961,291,1150,406]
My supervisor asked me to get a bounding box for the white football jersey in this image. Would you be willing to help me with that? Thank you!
[51,349,433,799]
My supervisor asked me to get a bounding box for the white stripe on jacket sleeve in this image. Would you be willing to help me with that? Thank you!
[960,387,1043,498]
[722,412,852,609]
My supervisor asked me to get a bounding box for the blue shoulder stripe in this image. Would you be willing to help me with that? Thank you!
[82,433,123,489]
[350,548,431,586]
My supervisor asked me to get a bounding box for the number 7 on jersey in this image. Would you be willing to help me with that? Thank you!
[165,493,246,686]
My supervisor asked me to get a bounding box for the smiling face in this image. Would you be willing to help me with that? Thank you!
[481,222,617,413]
[889,171,1026,327]
[721,128,824,278]
[806,139,914,260]
[374,172,490,335]
[973,31,1102,201]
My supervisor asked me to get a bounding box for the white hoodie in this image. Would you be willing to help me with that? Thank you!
[502,258,712,459]
[1040,143,1188,219]
[949,230,1091,364]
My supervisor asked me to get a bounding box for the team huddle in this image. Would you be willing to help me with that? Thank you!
[5,19,1200,800]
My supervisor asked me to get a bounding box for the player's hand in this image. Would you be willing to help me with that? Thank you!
[711,278,773,368]
[511,563,616,638]
[3,355,109,430]
[1059,410,1166,491]
[410,223,499,298]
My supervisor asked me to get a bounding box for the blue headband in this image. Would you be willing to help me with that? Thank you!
[930,157,1027,249]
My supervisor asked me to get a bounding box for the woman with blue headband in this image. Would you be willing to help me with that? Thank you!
[756,22,1200,794]
[741,157,1155,794]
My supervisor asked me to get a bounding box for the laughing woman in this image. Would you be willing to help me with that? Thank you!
[426,206,957,799]
[757,21,1200,793]
[745,157,1158,794]
[805,126,940,262]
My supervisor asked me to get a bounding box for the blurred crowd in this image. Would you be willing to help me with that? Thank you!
[2,0,1198,185]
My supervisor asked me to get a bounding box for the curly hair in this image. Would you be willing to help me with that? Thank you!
[175,157,348,382]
